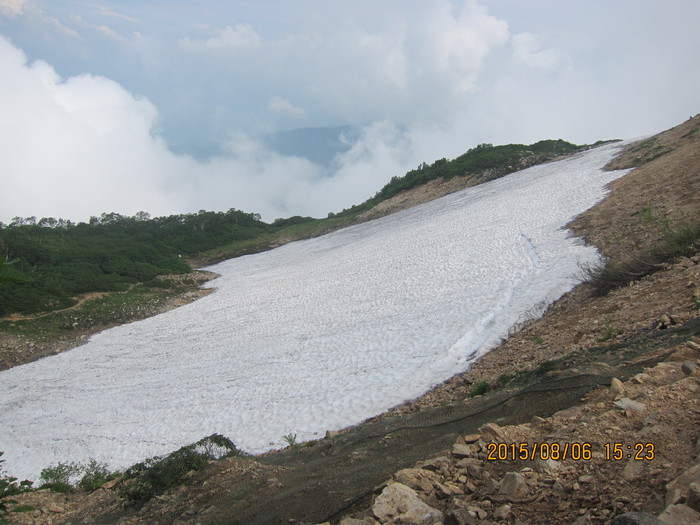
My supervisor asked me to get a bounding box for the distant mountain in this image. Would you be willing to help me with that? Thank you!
[260,125,359,167]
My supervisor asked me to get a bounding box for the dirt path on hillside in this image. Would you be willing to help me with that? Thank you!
[1,292,115,322]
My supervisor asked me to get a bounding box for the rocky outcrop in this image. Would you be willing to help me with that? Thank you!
[338,353,700,524]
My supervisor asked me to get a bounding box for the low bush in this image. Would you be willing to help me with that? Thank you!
[0,452,33,523]
[39,458,112,493]
[119,434,242,503]
[39,462,80,493]
[583,220,700,296]
[468,380,490,397]
[78,459,111,492]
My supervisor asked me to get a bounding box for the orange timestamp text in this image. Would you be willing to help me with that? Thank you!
[486,442,655,461]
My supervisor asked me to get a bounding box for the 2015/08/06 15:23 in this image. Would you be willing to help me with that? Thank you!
[486,442,656,462]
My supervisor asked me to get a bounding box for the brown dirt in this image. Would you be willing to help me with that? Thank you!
[4,115,700,524]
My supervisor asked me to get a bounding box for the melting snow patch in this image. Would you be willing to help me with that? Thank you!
[0,143,631,480]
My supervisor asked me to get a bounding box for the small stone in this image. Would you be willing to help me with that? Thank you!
[610,377,626,395]
[687,481,700,512]
[552,480,567,495]
[658,504,700,524]
[417,456,450,472]
[372,482,444,525]
[530,415,547,427]
[448,508,479,525]
[339,518,376,525]
[572,515,592,525]
[493,504,511,520]
[681,361,699,375]
[456,457,484,480]
[479,422,506,441]
[614,398,647,413]
[529,458,559,473]
[101,477,120,489]
[631,373,652,384]
[452,443,473,457]
[436,481,464,497]
[394,468,439,493]
[610,513,663,525]
[623,459,644,481]
[463,433,481,443]
[579,475,594,484]
[666,464,700,507]
[467,506,487,519]
[498,472,528,499]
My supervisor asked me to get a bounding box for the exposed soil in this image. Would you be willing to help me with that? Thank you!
[3,115,700,525]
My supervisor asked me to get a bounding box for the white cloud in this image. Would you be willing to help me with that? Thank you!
[208,24,260,48]
[1,1,80,37]
[95,24,123,41]
[511,32,563,68]
[180,24,261,52]
[0,35,402,223]
[96,6,137,23]
[267,96,306,118]
[0,0,26,16]
[2,1,699,225]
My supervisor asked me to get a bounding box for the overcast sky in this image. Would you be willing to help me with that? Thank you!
[1,0,698,223]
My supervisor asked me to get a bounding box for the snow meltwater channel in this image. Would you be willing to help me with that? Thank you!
[1,144,631,480]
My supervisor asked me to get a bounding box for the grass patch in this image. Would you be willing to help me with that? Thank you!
[583,219,700,296]
[0,280,190,342]
[9,504,37,513]
[497,373,514,387]
[468,380,490,397]
[534,360,557,376]
[597,317,619,342]
[282,433,298,447]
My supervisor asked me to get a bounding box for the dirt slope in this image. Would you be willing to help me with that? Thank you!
[5,115,700,525]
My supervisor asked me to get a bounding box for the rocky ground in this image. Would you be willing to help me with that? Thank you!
[335,335,700,525]
[2,116,699,524]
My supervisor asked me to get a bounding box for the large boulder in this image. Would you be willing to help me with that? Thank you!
[372,482,444,525]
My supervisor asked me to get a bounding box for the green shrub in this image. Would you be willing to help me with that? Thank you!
[78,459,110,492]
[534,360,556,376]
[1,452,33,521]
[597,316,620,342]
[468,380,490,397]
[120,434,242,503]
[39,462,81,493]
[282,433,298,447]
[120,446,208,502]
[497,373,514,386]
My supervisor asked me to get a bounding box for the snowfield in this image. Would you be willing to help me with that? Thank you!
[0,143,631,481]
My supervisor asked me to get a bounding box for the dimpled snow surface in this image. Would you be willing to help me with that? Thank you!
[0,144,630,480]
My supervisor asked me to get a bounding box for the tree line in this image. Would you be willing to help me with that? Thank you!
[0,209,266,315]
[1,138,611,316]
